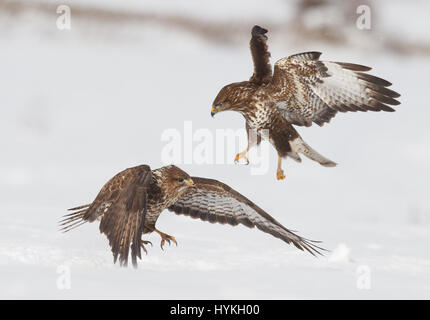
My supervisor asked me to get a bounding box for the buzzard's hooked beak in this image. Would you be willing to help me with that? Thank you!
[211,107,216,117]
[186,178,195,187]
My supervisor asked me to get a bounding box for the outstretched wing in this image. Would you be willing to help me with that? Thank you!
[60,165,152,267]
[168,177,324,256]
[267,51,401,127]
[249,25,272,84]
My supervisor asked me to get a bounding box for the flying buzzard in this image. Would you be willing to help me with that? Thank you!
[211,25,401,180]
[60,164,324,267]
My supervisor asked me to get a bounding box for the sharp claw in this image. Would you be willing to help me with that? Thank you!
[234,154,250,165]
[157,232,177,250]
[140,242,148,255]
[276,171,286,180]
[234,154,243,164]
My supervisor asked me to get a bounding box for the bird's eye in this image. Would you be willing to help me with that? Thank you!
[177,178,184,182]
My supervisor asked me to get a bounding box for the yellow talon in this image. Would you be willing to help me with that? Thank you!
[160,233,177,250]
[234,153,249,165]
[276,170,286,180]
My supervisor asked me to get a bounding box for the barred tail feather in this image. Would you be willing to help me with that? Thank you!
[59,204,91,232]
[289,137,337,167]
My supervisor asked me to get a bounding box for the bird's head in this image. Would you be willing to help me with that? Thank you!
[163,165,195,194]
[211,81,256,117]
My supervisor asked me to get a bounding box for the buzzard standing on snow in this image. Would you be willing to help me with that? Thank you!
[60,164,324,267]
[211,25,401,180]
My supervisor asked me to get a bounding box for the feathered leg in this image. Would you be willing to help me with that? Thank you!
[235,125,261,165]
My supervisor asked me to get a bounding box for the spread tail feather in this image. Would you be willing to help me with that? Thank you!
[59,204,91,232]
[289,137,337,167]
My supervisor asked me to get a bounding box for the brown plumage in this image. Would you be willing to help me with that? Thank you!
[60,164,325,267]
[211,25,401,180]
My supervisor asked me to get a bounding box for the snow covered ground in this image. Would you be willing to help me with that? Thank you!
[1,0,429,299]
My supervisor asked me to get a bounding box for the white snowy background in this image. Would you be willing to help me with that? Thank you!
[1,0,429,299]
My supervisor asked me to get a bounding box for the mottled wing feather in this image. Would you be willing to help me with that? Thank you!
[60,165,152,268]
[168,177,324,256]
[269,52,401,126]
[99,166,152,267]
[249,25,272,84]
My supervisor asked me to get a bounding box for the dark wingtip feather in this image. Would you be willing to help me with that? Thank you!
[370,92,401,106]
[353,70,401,112]
[252,25,268,35]
[306,51,322,60]
[369,100,396,112]
[366,83,401,99]
[336,62,372,72]
[290,51,322,61]
[356,72,392,87]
